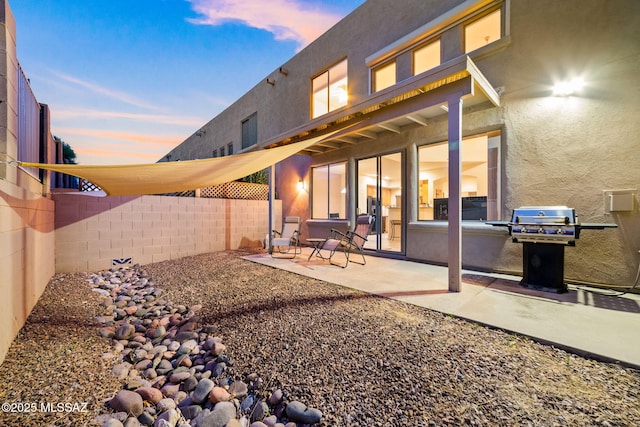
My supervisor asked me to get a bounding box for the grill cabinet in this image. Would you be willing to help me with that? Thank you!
[489,206,617,293]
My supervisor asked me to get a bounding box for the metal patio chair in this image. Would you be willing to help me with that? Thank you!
[270,216,302,258]
[322,214,374,268]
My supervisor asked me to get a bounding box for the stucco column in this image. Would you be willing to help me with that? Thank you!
[407,142,418,223]
[447,95,463,292]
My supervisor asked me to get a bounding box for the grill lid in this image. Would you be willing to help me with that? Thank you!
[511,206,576,225]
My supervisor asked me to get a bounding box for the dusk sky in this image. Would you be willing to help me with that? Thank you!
[12,0,366,165]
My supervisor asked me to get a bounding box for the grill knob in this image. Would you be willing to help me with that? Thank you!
[538,228,544,233]
[557,228,564,234]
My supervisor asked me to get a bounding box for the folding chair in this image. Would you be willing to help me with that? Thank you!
[322,214,374,268]
[270,216,302,258]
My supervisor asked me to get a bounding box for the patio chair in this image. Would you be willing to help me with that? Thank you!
[322,214,374,268]
[270,216,302,258]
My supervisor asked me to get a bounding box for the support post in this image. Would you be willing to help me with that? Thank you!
[268,164,275,254]
[447,95,463,292]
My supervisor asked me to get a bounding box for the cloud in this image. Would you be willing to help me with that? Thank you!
[186,0,344,50]
[55,128,184,147]
[54,107,206,127]
[51,71,161,111]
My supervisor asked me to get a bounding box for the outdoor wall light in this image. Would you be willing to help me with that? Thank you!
[552,77,585,96]
[266,78,275,86]
[297,179,305,192]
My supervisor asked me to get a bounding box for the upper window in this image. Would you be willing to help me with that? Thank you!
[311,162,347,219]
[373,61,396,92]
[241,112,257,149]
[464,8,501,53]
[227,142,234,156]
[312,59,348,118]
[212,149,217,158]
[413,39,441,75]
[219,146,225,157]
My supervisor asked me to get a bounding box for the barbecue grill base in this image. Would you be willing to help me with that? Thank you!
[521,243,568,293]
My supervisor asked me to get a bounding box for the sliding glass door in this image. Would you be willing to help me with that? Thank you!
[356,152,403,253]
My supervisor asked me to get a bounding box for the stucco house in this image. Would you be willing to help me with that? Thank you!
[163,0,639,290]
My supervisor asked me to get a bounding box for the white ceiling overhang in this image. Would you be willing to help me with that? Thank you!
[260,55,500,156]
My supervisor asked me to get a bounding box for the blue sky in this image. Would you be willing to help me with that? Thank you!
[12,0,365,165]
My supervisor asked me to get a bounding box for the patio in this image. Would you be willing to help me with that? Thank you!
[247,248,640,369]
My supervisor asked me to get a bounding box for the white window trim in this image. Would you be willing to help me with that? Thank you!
[365,0,507,67]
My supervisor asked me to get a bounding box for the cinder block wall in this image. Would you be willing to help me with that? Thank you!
[0,0,56,365]
[53,192,281,273]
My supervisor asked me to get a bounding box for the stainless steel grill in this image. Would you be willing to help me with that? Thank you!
[489,206,617,293]
[510,206,577,245]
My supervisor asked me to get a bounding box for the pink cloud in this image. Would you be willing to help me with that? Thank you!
[186,0,344,49]
[54,108,206,127]
[55,128,183,146]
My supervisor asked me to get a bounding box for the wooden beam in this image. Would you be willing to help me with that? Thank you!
[355,130,377,139]
[378,123,401,134]
[406,114,429,127]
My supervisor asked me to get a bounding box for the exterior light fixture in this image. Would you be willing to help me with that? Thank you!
[297,179,305,192]
[552,77,585,96]
[266,78,275,86]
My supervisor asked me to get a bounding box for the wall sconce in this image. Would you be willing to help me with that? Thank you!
[279,67,289,76]
[297,179,305,192]
[266,78,275,86]
[552,77,584,96]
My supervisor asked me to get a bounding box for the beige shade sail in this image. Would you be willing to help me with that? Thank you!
[18,132,336,196]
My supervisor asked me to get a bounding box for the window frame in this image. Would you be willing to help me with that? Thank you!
[417,131,501,222]
[311,162,347,219]
[463,6,503,54]
[372,60,397,93]
[311,59,348,119]
[412,38,441,76]
[241,112,258,150]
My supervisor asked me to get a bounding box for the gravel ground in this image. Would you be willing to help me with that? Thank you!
[1,249,639,426]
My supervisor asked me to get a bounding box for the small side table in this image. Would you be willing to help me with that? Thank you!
[306,238,327,261]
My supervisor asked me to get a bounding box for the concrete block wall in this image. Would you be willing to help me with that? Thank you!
[0,0,56,368]
[0,177,55,366]
[53,192,281,273]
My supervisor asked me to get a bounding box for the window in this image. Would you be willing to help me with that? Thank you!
[373,61,396,92]
[212,149,217,158]
[227,142,234,156]
[311,162,347,219]
[413,40,441,75]
[220,146,225,157]
[417,133,500,221]
[464,8,501,53]
[241,113,257,149]
[312,59,348,118]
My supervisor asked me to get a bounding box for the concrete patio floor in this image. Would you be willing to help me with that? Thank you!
[245,248,640,369]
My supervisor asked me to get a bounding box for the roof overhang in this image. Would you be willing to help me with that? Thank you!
[260,55,500,156]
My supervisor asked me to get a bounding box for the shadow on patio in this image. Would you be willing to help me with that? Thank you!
[245,247,640,369]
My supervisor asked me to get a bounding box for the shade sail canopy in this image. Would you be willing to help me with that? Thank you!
[20,132,334,196]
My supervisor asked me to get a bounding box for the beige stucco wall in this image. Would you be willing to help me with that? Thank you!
[53,192,281,273]
[164,0,639,287]
[0,0,56,365]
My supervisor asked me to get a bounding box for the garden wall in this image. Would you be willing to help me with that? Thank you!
[53,192,281,272]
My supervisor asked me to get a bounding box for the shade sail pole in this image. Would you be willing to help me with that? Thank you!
[268,164,275,254]
[447,94,463,293]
